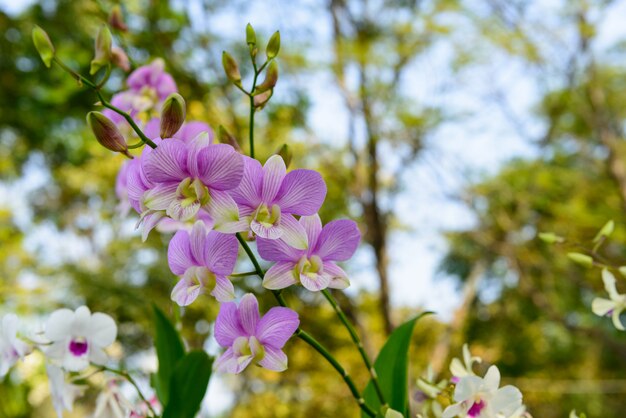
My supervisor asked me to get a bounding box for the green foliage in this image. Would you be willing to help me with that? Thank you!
[152,305,185,405]
[162,351,214,418]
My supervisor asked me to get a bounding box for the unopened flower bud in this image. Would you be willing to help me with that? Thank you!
[567,252,593,268]
[246,23,256,46]
[538,232,564,244]
[90,25,113,75]
[222,51,241,85]
[217,125,242,152]
[87,111,131,157]
[108,5,128,32]
[274,144,292,168]
[111,46,130,71]
[32,26,55,68]
[160,93,186,138]
[255,60,278,94]
[266,31,280,59]
[593,220,614,243]
[253,90,272,109]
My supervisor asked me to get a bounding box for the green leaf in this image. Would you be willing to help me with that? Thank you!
[152,304,185,405]
[362,312,432,417]
[162,351,214,418]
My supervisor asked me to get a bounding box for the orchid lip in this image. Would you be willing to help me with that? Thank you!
[467,398,486,417]
[69,339,89,356]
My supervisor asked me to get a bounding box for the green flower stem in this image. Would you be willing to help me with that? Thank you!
[235,233,376,417]
[230,270,258,278]
[99,365,158,417]
[322,289,387,407]
[248,75,258,159]
[52,57,157,149]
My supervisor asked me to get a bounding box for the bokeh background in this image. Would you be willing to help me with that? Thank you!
[2,0,626,416]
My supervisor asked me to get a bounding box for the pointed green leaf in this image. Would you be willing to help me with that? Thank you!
[152,304,185,405]
[162,351,214,418]
[362,312,432,417]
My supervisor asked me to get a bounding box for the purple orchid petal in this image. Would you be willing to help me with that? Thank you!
[126,159,151,208]
[171,276,202,306]
[186,133,212,177]
[196,144,243,191]
[315,219,361,261]
[143,139,188,183]
[204,231,238,275]
[189,221,208,263]
[166,199,201,222]
[214,347,250,374]
[279,214,309,250]
[103,92,133,125]
[274,169,326,215]
[262,155,287,203]
[143,118,161,140]
[300,214,323,251]
[211,275,236,302]
[238,294,260,336]
[299,272,331,292]
[230,157,263,209]
[214,302,244,347]
[155,73,177,99]
[174,121,213,143]
[143,183,178,210]
[140,212,165,241]
[256,307,299,348]
[262,262,298,290]
[323,262,351,290]
[167,230,195,275]
[206,190,247,233]
[257,236,305,262]
[251,221,283,240]
[258,346,288,372]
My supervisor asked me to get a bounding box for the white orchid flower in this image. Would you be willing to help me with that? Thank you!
[592,269,626,331]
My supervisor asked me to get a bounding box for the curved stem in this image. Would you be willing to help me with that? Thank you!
[99,365,158,417]
[322,289,387,407]
[230,270,258,278]
[234,233,376,417]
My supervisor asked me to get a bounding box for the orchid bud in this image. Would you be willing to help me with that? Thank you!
[538,232,564,244]
[87,112,131,158]
[222,51,242,85]
[593,220,614,243]
[108,5,128,32]
[90,25,113,75]
[160,93,186,138]
[246,23,256,46]
[217,125,242,152]
[255,60,278,94]
[253,90,272,109]
[274,144,292,168]
[567,252,593,268]
[32,26,55,68]
[111,46,130,71]
[266,31,280,59]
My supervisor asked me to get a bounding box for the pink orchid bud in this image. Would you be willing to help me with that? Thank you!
[255,60,278,94]
[32,26,55,68]
[266,31,280,59]
[111,46,130,72]
[160,93,186,138]
[217,125,242,152]
[90,25,113,75]
[108,5,128,32]
[87,112,131,158]
[222,51,241,85]
[253,89,272,109]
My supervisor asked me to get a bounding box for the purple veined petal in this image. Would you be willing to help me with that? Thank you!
[315,219,361,261]
[167,229,194,275]
[88,313,117,347]
[171,276,202,306]
[299,214,322,251]
[143,118,161,140]
[167,199,201,222]
[115,160,131,201]
[204,231,238,275]
[256,307,299,348]
[189,221,208,264]
[143,183,178,211]
[262,262,298,290]
[126,159,151,204]
[211,275,236,302]
[237,294,260,336]
[140,211,166,242]
[299,272,331,292]
[274,169,326,216]
[174,121,213,143]
[262,155,287,203]
[186,133,212,177]
[206,190,246,233]
[143,139,188,183]
[257,236,305,262]
[323,262,351,290]
[214,348,239,374]
[127,62,160,90]
[251,220,283,240]
[279,214,309,250]
[196,144,244,191]
[230,157,263,209]
[214,302,244,347]
[258,346,288,372]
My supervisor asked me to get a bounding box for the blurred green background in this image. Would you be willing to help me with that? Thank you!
[2,0,626,416]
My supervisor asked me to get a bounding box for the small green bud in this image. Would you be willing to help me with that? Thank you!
[266,31,280,59]
[567,252,594,268]
[253,89,272,109]
[108,5,128,32]
[222,51,242,85]
[538,232,564,244]
[32,26,55,68]
[217,125,242,152]
[255,60,278,94]
[593,220,614,243]
[87,111,130,157]
[160,93,186,138]
[90,25,113,75]
[246,23,256,46]
[274,144,292,168]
